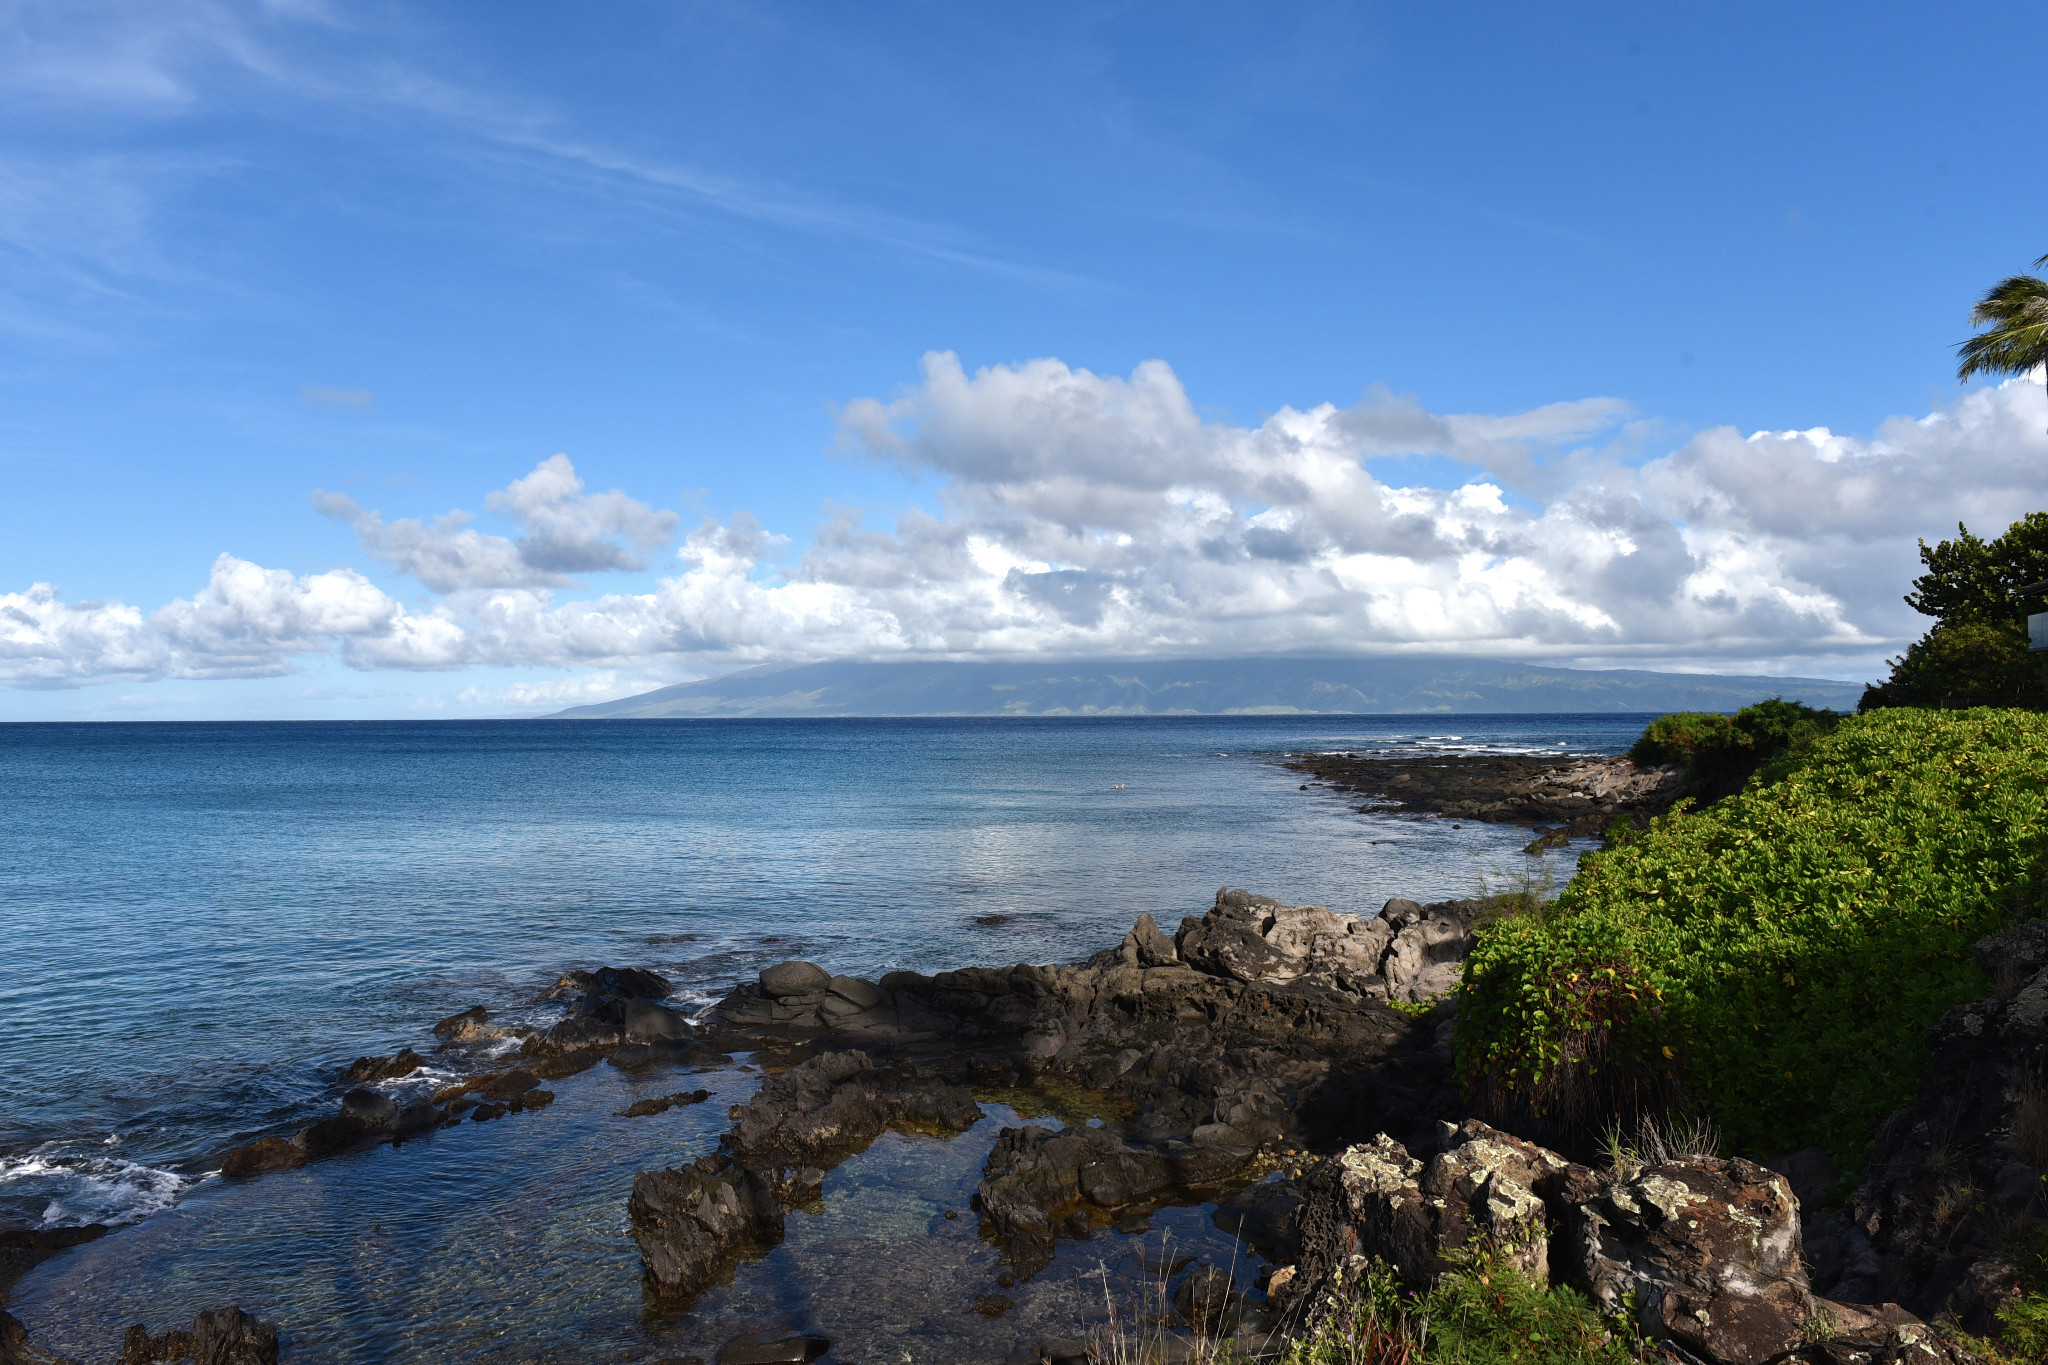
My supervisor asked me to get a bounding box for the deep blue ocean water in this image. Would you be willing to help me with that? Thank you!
[0,714,1649,1363]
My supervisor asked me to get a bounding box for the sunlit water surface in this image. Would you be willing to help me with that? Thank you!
[1,715,1646,1362]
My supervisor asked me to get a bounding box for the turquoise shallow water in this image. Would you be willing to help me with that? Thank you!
[0,714,1646,1362]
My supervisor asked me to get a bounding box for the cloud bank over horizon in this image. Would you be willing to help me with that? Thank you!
[4,353,2044,698]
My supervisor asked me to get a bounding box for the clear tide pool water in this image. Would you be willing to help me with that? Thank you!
[0,714,1648,1362]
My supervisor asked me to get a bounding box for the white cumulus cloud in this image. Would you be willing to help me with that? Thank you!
[6,356,2045,691]
[313,454,678,592]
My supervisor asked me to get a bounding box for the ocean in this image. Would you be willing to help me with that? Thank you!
[0,714,1649,1362]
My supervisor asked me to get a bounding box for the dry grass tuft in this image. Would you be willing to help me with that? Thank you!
[2013,1076,2048,1169]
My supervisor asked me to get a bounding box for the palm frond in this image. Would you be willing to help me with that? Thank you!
[1957,273,2048,381]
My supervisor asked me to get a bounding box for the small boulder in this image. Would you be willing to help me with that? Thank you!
[1571,1154,1814,1365]
[297,1115,370,1159]
[1119,913,1180,968]
[473,1068,538,1099]
[1292,1126,1564,1297]
[623,998,692,1042]
[1382,913,1473,1003]
[759,961,831,999]
[432,1005,488,1041]
[608,1043,654,1069]
[546,1013,621,1052]
[394,1101,442,1137]
[340,1087,399,1130]
[826,974,884,1010]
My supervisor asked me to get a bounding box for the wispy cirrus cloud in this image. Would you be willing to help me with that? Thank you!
[0,0,1093,337]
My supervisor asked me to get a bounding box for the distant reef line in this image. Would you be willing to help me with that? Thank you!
[548,656,1868,719]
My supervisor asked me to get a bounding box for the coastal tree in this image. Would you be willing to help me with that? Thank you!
[1863,511,2048,707]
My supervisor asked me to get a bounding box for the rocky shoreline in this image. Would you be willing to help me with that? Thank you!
[9,878,2046,1364]
[1285,750,1685,840]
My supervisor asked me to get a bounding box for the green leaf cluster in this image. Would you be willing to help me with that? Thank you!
[1457,708,2048,1164]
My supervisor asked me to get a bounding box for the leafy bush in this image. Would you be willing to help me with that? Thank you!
[1458,708,2048,1164]
[1278,1253,1638,1365]
[1629,699,1842,801]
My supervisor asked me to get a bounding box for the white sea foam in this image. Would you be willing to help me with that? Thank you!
[383,1065,461,1094]
[1299,736,1602,759]
[0,1146,193,1227]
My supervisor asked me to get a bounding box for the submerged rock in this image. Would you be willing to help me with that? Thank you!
[630,1159,786,1311]
[1174,1264,1239,1332]
[117,1305,278,1365]
[712,1330,829,1364]
[974,1123,1253,1277]
[620,1090,711,1118]
[0,1225,111,1314]
[730,1051,982,1171]
[219,1135,306,1178]
[630,1051,980,1307]
[6,1304,282,1365]
[610,1039,731,1070]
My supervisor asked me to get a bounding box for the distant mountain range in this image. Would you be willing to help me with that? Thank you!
[549,657,1868,719]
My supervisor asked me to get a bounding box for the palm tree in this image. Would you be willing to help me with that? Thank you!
[1957,253,2048,387]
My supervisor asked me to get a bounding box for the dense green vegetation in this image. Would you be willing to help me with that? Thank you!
[1864,512,2048,707]
[1457,707,2048,1163]
[1629,698,1840,801]
[1273,1254,1636,1365]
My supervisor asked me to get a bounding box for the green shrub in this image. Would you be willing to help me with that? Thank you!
[1458,708,2048,1164]
[1279,1253,1637,1365]
[1629,699,1841,801]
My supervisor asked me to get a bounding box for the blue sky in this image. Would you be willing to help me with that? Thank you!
[3,1,2045,718]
